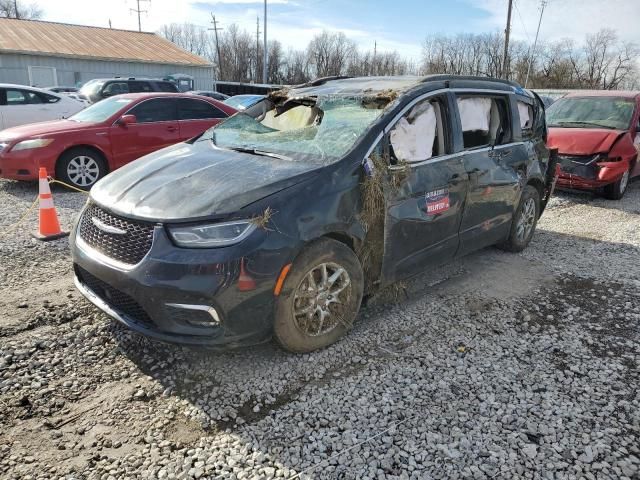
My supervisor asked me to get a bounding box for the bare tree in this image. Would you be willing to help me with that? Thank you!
[307,31,356,78]
[0,0,42,19]
[155,21,639,90]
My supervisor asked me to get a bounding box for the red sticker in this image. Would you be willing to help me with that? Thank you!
[424,188,450,215]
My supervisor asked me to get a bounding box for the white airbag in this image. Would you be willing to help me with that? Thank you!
[517,101,532,129]
[390,102,437,162]
[457,97,491,132]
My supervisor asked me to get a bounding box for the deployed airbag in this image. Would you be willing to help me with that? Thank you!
[390,102,437,162]
[517,101,532,129]
[457,97,491,132]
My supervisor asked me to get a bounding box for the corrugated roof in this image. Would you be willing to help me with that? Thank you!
[0,18,212,67]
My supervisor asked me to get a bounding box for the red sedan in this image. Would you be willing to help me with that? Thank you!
[0,93,237,189]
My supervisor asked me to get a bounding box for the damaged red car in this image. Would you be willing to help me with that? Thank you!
[546,91,640,199]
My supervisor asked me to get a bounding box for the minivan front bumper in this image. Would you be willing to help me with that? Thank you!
[71,215,293,348]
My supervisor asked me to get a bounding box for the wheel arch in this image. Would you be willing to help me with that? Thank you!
[55,144,110,176]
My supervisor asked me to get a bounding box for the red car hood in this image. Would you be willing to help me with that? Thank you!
[547,127,627,155]
[0,119,95,141]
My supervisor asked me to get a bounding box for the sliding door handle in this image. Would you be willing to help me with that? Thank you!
[448,174,464,185]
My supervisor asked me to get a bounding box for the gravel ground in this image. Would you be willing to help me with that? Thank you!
[0,178,638,480]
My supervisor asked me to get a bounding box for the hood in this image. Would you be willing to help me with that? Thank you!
[547,127,627,155]
[90,140,322,222]
[0,119,93,141]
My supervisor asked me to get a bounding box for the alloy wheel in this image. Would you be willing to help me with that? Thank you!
[67,155,100,187]
[292,262,352,337]
[516,197,536,243]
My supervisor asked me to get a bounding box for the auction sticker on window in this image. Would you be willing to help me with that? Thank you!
[421,187,450,215]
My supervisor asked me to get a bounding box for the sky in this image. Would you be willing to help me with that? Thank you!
[38,0,640,61]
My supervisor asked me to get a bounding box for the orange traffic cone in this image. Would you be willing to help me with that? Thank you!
[32,168,69,241]
[237,257,256,291]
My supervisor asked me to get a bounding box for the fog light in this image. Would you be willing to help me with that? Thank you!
[166,303,221,327]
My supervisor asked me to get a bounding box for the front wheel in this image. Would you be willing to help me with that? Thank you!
[603,168,630,200]
[497,185,540,253]
[56,148,107,190]
[274,238,364,353]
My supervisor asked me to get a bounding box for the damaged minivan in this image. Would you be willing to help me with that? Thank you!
[71,75,555,352]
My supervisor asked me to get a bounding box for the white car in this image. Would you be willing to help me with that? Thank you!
[0,84,85,131]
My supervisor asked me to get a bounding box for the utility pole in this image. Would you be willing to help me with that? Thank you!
[130,0,150,32]
[262,0,268,84]
[501,0,513,79]
[373,40,377,76]
[256,16,261,83]
[209,14,223,80]
[524,0,548,88]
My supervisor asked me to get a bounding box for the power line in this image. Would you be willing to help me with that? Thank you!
[513,0,531,44]
[129,0,150,32]
[525,0,548,88]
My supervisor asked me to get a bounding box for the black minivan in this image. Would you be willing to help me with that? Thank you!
[78,77,179,103]
[71,75,555,352]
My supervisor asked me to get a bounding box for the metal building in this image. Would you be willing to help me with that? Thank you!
[0,18,214,89]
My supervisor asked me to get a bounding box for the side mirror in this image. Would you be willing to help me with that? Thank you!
[117,114,137,127]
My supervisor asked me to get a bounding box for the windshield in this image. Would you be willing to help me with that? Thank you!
[69,97,133,123]
[547,96,635,130]
[203,97,385,163]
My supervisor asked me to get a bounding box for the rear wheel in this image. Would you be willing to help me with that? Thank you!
[56,147,107,190]
[497,185,540,253]
[603,168,630,200]
[274,238,364,353]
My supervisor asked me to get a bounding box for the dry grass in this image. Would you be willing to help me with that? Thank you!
[250,207,275,230]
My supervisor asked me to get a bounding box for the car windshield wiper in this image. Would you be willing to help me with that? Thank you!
[223,146,292,161]
[556,121,615,129]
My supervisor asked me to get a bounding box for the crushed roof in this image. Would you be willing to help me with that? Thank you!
[0,18,212,67]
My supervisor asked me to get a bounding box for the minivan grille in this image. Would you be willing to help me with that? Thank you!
[75,265,153,327]
[78,204,154,265]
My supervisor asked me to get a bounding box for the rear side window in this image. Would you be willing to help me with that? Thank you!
[102,82,129,96]
[178,98,226,120]
[517,101,534,133]
[456,95,511,149]
[128,98,177,122]
[39,92,61,103]
[129,81,152,93]
[157,82,179,93]
[4,89,56,105]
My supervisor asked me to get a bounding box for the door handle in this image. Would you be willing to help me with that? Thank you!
[469,168,488,184]
[448,174,464,185]
[167,126,178,132]
[489,149,512,159]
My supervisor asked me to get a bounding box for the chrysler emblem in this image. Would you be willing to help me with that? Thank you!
[91,217,126,235]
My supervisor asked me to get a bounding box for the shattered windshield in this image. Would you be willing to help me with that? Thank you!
[202,97,385,163]
[546,96,635,130]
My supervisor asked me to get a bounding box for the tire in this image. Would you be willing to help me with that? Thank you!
[56,147,107,190]
[603,167,631,200]
[498,185,540,253]
[274,238,364,353]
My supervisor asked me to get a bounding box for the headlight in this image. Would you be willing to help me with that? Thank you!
[11,139,54,151]
[168,220,257,248]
